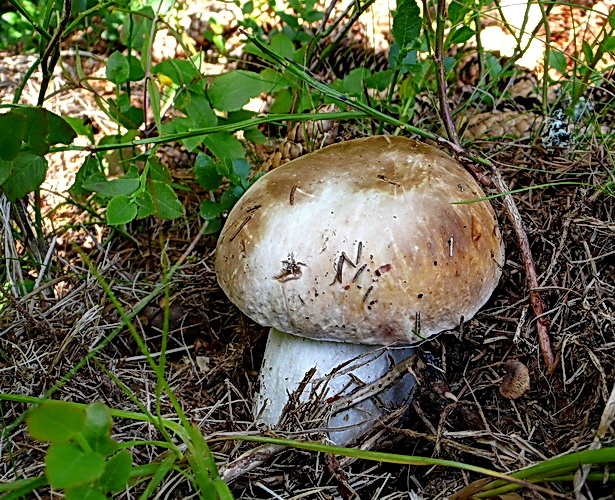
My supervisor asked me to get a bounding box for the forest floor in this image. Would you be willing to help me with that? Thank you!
[0,0,614,498]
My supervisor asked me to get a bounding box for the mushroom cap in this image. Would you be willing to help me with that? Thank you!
[215,136,504,345]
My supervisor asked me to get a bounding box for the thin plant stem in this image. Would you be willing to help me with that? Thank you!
[46,111,369,152]
[12,56,41,105]
[6,0,51,40]
[92,358,182,452]
[434,0,458,145]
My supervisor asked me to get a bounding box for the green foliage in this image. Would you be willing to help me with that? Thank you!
[0,107,77,202]
[26,402,133,497]
[392,0,422,49]
[195,152,252,234]
[208,70,270,111]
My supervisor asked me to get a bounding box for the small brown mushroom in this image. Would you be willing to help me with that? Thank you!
[499,359,530,399]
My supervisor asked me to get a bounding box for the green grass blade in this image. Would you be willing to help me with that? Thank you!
[138,453,177,500]
[0,476,47,499]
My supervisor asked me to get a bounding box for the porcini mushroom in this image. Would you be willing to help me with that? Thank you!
[215,136,504,444]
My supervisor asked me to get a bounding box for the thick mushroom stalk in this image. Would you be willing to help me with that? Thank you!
[257,329,415,445]
[215,136,504,443]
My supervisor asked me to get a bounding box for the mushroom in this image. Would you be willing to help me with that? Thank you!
[215,136,504,444]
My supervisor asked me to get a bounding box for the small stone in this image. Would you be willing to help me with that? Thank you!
[499,359,530,399]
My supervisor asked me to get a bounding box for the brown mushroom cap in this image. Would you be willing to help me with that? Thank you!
[215,136,504,345]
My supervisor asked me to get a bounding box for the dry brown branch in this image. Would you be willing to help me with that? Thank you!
[490,168,556,373]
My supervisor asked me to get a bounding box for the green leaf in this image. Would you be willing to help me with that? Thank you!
[366,70,394,91]
[203,133,245,164]
[64,116,94,142]
[167,117,203,152]
[549,50,568,75]
[82,402,117,457]
[0,111,27,161]
[107,195,138,225]
[106,51,130,84]
[68,154,101,201]
[342,68,371,95]
[270,87,293,114]
[270,33,295,59]
[127,55,145,81]
[260,68,293,93]
[120,7,154,51]
[27,403,86,444]
[582,40,593,63]
[45,443,105,489]
[0,158,13,186]
[220,185,244,209]
[83,174,140,197]
[181,91,217,127]
[99,450,132,493]
[485,53,504,78]
[147,156,172,183]
[230,158,251,187]
[602,36,615,52]
[208,70,268,111]
[15,107,77,153]
[1,151,47,201]
[449,25,475,44]
[136,190,155,219]
[244,126,267,144]
[203,217,222,234]
[194,153,222,190]
[152,59,199,86]
[46,111,77,146]
[199,199,226,219]
[392,0,422,49]
[148,180,185,219]
[213,478,235,500]
[20,107,50,155]
[137,453,176,499]
[65,485,108,500]
[448,0,471,25]
[147,79,162,134]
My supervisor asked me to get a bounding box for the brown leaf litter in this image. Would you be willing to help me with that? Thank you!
[1,2,615,498]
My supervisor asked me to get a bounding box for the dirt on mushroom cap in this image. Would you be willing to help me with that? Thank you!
[215,136,505,345]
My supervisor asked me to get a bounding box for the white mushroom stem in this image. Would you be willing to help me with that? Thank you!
[256,328,416,446]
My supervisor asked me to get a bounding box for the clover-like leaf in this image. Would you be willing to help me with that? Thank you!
[65,485,107,500]
[82,402,117,457]
[99,450,132,493]
[82,174,139,197]
[199,199,226,220]
[27,403,86,444]
[203,133,245,165]
[46,443,105,489]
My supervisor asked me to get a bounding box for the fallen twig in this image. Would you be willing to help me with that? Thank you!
[490,168,556,373]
